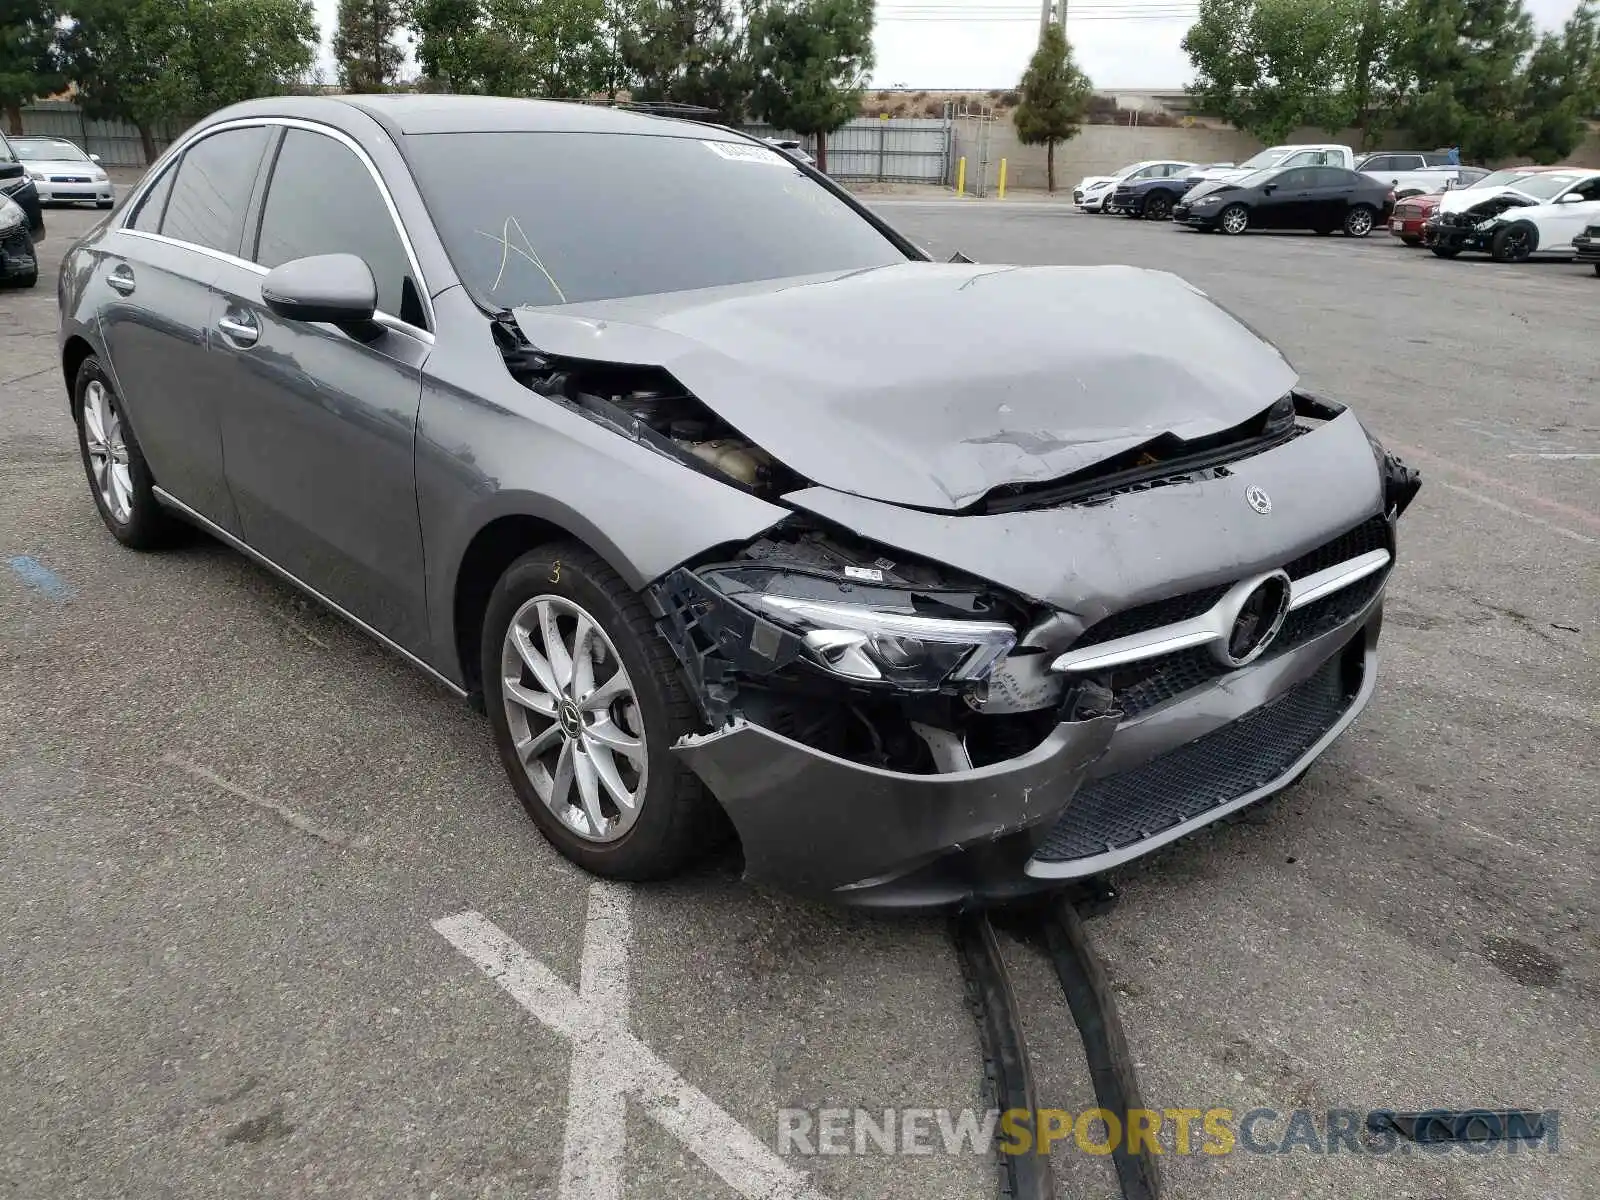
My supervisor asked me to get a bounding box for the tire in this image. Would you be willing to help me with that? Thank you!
[1594,263,1600,277]
[73,356,181,549]
[1142,191,1174,221]
[1218,203,1249,235]
[1343,205,1376,237]
[10,268,38,287]
[1430,245,1460,259]
[481,542,715,881]
[96,200,114,210]
[1400,235,1421,246]
[1313,226,1334,237]
[1490,221,1536,263]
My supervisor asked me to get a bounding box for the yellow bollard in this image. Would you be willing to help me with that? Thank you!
[998,158,1008,200]
[957,156,966,196]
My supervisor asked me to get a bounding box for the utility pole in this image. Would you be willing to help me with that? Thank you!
[1038,0,1066,40]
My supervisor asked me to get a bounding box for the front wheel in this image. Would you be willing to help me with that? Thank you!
[1490,222,1536,262]
[481,543,717,880]
[1400,235,1421,246]
[1343,205,1376,237]
[1143,191,1174,221]
[1218,204,1249,235]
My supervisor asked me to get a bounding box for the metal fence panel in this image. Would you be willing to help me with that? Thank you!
[742,117,950,184]
[18,102,188,167]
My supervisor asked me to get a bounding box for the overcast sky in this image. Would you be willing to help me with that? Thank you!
[308,0,1586,92]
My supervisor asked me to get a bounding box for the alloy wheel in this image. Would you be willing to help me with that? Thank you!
[1347,209,1373,236]
[500,594,647,843]
[1221,206,1248,234]
[82,380,133,523]
[1146,195,1172,221]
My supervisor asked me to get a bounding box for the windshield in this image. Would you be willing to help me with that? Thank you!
[1236,147,1293,170]
[1233,168,1282,189]
[14,139,88,162]
[0,134,13,163]
[1507,172,1586,200]
[1467,169,1533,190]
[405,131,908,308]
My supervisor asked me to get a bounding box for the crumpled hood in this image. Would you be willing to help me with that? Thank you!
[512,262,1297,511]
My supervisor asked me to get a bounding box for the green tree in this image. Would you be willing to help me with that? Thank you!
[333,0,406,91]
[622,0,752,122]
[62,0,317,161]
[1514,0,1600,162]
[1183,0,1378,143]
[749,0,872,172]
[1399,0,1534,163]
[1,0,63,134]
[1012,23,1090,192]
[410,0,609,96]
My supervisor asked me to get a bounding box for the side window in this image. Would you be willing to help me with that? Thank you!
[1310,167,1352,188]
[254,128,423,327]
[1571,177,1600,202]
[1281,151,1321,168]
[161,126,271,253]
[1362,155,1393,172]
[129,162,176,232]
[1273,168,1311,189]
[1127,166,1156,181]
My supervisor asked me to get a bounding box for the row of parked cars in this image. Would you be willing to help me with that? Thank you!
[1074,144,1600,276]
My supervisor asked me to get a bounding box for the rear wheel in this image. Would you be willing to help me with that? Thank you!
[1218,204,1249,235]
[1490,222,1536,262]
[1143,191,1174,221]
[73,357,181,549]
[1430,244,1461,259]
[1594,263,1600,277]
[481,543,716,880]
[1343,205,1376,237]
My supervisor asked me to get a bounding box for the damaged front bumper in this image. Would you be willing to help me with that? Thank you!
[674,592,1383,910]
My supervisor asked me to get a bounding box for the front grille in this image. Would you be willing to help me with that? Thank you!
[1033,653,1358,863]
[1068,515,1390,718]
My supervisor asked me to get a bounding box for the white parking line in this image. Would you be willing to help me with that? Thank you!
[1508,453,1600,461]
[434,889,831,1200]
[1437,480,1597,545]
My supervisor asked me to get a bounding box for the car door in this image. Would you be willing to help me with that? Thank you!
[1536,176,1600,251]
[207,124,433,648]
[1257,168,1311,228]
[96,124,274,533]
[1307,167,1359,228]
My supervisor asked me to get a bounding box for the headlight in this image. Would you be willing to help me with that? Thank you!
[26,169,46,181]
[1363,426,1422,518]
[700,570,1017,690]
[1194,195,1221,207]
[0,196,24,235]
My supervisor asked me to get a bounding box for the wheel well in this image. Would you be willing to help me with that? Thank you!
[452,514,569,697]
[62,336,94,405]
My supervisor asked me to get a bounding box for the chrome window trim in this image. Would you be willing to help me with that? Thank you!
[115,115,436,336]
[1051,548,1392,675]
[152,486,465,697]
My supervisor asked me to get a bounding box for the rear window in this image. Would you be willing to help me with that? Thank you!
[404,130,907,308]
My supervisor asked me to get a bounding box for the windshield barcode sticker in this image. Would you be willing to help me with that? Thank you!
[702,140,788,166]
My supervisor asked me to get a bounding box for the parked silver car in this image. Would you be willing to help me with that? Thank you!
[13,136,114,207]
[58,96,1420,907]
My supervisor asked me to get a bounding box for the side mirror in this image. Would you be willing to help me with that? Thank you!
[262,253,378,328]
[1262,184,1276,194]
[0,161,21,181]
[89,153,102,163]
[1555,192,1583,204]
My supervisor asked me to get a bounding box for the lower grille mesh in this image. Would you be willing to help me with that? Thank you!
[1033,653,1358,863]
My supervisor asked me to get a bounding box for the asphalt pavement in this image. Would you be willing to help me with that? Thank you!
[1,195,1595,1200]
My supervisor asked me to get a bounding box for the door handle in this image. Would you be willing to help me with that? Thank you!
[107,264,135,295]
[216,312,259,347]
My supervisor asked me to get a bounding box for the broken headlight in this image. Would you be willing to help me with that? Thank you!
[700,568,1017,690]
[1364,427,1422,518]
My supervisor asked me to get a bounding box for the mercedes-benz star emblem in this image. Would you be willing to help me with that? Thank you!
[1245,485,1272,515]
[1210,572,1293,668]
[557,699,584,739]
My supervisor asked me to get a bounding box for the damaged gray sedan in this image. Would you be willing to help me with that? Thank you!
[59,96,1420,907]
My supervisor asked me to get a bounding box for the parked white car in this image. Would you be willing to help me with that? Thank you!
[1185,144,1356,187]
[11,137,114,208]
[1428,169,1600,260]
[1074,160,1194,212]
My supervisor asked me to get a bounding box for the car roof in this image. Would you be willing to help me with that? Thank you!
[198,94,743,142]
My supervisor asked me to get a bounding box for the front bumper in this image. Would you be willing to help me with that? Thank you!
[1171,202,1222,227]
[1573,232,1600,264]
[1426,218,1492,253]
[31,178,114,205]
[0,225,37,281]
[1388,213,1430,239]
[678,583,1385,909]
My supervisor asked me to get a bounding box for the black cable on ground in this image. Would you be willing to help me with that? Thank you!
[1039,894,1163,1200]
[951,909,1057,1200]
